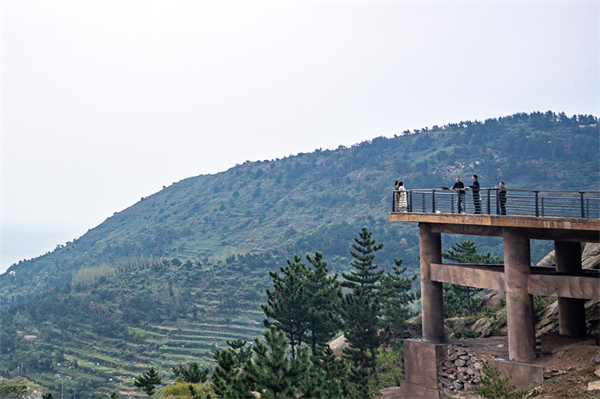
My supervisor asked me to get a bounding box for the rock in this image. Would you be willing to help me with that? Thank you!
[543,371,552,379]
[595,369,600,378]
[328,334,348,358]
[497,308,507,329]
[537,250,555,266]
[457,366,469,373]
[588,381,600,391]
[474,362,483,369]
[455,359,466,367]
[481,290,506,310]
[582,243,600,269]
[459,355,470,360]
[467,368,475,375]
[453,381,464,390]
[448,354,458,362]
[473,378,480,384]
[464,383,473,390]
[409,314,422,325]
[471,317,494,337]
[456,350,467,356]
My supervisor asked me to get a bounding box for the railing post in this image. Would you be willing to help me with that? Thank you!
[392,191,395,212]
[409,190,413,213]
[535,191,539,217]
[451,193,455,214]
[487,189,491,214]
[580,192,585,218]
[432,190,436,213]
[422,193,426,213]
[496,189,499,215]
[541,198,545,217]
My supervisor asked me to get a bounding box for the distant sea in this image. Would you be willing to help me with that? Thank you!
[0,222,87,274]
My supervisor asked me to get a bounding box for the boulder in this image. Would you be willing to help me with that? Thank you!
[582,243,600,269]
[481,290,506,310]
[471,317,494,337]
[537,250,555,266]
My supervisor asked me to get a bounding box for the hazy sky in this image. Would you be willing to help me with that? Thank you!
[1,1,598,272]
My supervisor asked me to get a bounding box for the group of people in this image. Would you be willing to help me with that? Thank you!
[394,176,507,215]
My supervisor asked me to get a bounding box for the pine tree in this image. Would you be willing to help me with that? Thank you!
[244,327,297,399]
[134,366,162,397]
[262,256,309,359]
[305,252,343,355]
[212,349,254,399]
[172,361,209,384]
[442,241,503,315]
[341,228,385,299]
[299,347,349,399]
[379,258,419,344]
[340,228,384,391]
[225,338,252,368]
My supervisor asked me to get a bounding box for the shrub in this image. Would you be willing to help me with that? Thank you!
[474,362,527,399]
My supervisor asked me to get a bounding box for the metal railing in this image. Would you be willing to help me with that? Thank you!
[392,188,600,219]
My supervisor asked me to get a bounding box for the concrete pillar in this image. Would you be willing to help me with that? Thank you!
[555,241,586,337]
[503,228,536,362]
[419,223,445,343]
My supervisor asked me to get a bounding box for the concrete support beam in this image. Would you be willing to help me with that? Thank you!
[420,223,445,343]
[503,228,536,362]
[555,241,586,337]
[527,274,599,300]
[430,263,505,291]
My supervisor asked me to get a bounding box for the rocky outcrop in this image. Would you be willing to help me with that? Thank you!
[534,242,600,337]
[481,290,506,310]
[582,242,600,269]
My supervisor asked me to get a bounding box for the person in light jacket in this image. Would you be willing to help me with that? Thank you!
[395,181,408,212]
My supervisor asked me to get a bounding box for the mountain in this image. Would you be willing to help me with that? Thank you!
[0,111,598,397]
[2,111,598,307]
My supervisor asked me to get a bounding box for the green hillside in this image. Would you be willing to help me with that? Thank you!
[2,111,598,307]
[0,111,598,397]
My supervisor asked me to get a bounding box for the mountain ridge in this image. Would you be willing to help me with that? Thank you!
[1,111,599,306]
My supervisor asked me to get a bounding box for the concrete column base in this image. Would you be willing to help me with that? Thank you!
[400,339,444,398]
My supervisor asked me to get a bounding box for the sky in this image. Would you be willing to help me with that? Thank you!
[1,1,598,273]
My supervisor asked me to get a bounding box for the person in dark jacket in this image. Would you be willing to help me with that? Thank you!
[497,181,507,215]
[451,177,466,213]
[468,174,481,214]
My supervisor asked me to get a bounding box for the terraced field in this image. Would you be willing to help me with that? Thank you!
[18,317,265,397]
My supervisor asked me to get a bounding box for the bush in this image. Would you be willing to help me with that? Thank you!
[474,362,527,399]
[162,382,214,398]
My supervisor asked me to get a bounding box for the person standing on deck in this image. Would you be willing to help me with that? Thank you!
[468,175,481,214]
[451,177,466,213]
[497,181,507,215]
[395,181,408,212]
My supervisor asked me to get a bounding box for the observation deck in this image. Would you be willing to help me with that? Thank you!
[389,188,600,398]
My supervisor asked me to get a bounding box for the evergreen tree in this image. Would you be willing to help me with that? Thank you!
[341,228,385,299]
[244,327,298,399]
[212,349,254,399]
[442,241,503,316]
[340,228,384,392]
[225,338,252,368]
[262,256,309,359]
[172,361,209,384]
[134,367,162,397]
[299,347,349,399]
[305,252,343,355]
[379,258,419,344]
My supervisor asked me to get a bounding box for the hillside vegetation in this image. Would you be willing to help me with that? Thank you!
[0,111,598,397]
[2,111,598,307]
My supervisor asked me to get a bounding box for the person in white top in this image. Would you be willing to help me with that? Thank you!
[395,181,408,212]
